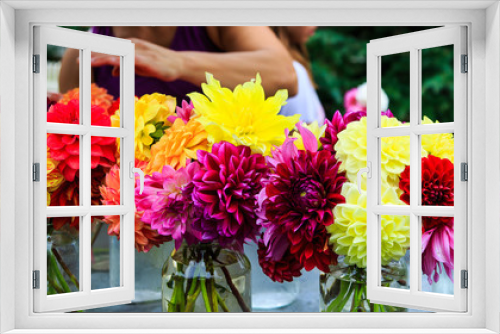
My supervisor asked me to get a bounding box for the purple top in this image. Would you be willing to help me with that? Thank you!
[91,27,222,103]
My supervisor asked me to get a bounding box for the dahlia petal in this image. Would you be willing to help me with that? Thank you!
[63,166,78,182]
[47,135,65,150]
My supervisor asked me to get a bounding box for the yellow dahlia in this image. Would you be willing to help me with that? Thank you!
[292,121,326,151]
[328,182,410,268]
[145,117,209,174]
[335,116,410,187]
[112,94,177,161]
[189,73,300,156]
[421,116,454,163]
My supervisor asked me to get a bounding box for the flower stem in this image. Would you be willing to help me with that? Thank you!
[47,249,71,293]
[200,276,212,312]
[221,266,250,312]
[184,281,201,312]
[51,246,79,290]
[216,291,230,312]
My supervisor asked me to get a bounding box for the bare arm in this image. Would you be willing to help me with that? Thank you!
[181,26,298,96]
[59,48,80,93]
[63,26,298,97]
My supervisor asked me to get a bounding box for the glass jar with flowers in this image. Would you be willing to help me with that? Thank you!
[134,73,301,312]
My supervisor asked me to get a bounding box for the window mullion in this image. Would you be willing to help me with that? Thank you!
[409,48,421,295]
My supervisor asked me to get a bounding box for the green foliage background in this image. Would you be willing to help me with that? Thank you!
[307,27,454,123]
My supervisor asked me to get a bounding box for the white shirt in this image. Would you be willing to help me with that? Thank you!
[279,61,325,124]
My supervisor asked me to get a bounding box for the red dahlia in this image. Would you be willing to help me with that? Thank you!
[47,99,117,182]
[399,155,454,206]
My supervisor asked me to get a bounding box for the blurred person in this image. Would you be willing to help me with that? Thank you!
[271,26,325,124]
[59,26,298,103]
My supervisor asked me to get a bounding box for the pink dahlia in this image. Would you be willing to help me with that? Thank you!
[47,99,116,182]
[167,100,195,125]
[191,141,269,250]
[422,217,454,284]
[344,87,366,114]
[260,126,346,272]
[399,155,454,206]
[135,163,201,249]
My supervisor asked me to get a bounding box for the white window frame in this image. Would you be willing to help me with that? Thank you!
[1,1,499,333]
[33,25,136,313]
[366,26,467,312]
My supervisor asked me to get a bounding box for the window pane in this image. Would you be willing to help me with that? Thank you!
[91,137,120,206]
[47,45,81,124]
[421,45,454,124]
[420,133,454,206]
[381,52,410,127]
[47,217,80,294]
[47,133,80,206]
[91,216,120,290]
[380,215,410,291]
[90,52,121,127]
[420,216,454,295]
[380,136,410,204]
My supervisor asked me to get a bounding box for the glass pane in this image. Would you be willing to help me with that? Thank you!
[47,45,81,124]
[91,51,121,127]
[380,215,410,291]
[47,217,80,294]
[420,216,454,295]
[421,133,454,206]
[91,216,120,290]
[381,52,410,127]
[91,138,120,206]
[380,136,410,203]
[47,133,80,206]
[421,45,454,124]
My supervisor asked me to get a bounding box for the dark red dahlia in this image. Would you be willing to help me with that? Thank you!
[258,237,303,283]
[399,155,454,206]
[47,99,116,182]
[191,141,269,249]
[289,225,338,272]
[261,148,345,272]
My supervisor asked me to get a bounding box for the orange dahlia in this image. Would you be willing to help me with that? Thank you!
[100,165,171,252]
[145,117,209,174]
[59,83,114,114]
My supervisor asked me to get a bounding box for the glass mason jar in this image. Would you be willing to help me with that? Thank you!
[46,224,80,294]
[320,256,408,312]
[244,242,300,310]
[162,243,251,312]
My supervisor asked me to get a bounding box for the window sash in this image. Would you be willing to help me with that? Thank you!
[366,26,468,312]
[33,26,136,313]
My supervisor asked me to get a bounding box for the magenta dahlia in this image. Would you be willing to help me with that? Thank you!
[320,110,365,152]
[191,141,269,250]
[135,163,201,249]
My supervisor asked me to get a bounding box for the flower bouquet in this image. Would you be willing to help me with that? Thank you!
[256,85,455,312]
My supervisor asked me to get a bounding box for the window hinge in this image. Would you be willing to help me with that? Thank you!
[33,54,40,73]
[461,54,468,73]
[461,162,468,181]
[461,270,468,289]
[33,270,40,289]
[33,163,40,182]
